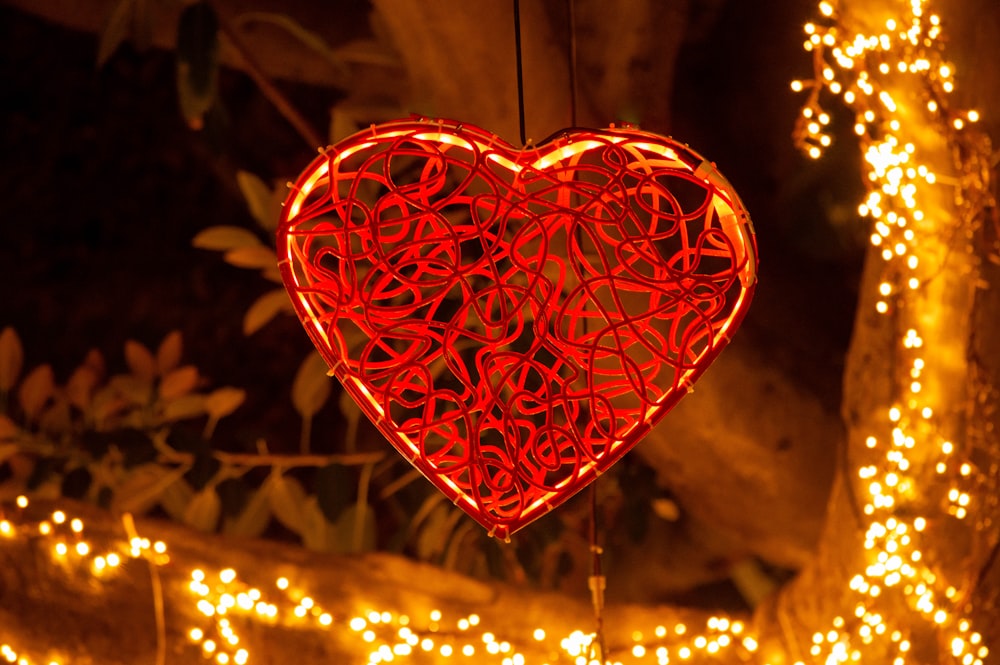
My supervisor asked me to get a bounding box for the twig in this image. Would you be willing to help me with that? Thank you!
[158,448,385,469]
[353,461,374,551]
[210,1,325,148]
[121,512,166,665]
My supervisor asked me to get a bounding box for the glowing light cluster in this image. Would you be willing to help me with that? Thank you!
[1,495,760,664]
[793,0,992,663]
[0,496,167,665]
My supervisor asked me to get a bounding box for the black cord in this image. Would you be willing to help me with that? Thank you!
[566,0,578,127]
[513,0,527,145]
[589,483,608,663]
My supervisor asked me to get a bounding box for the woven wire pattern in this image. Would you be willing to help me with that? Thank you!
[278,119,757,538]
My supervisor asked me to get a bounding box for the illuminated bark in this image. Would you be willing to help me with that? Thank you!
[0,500,740,665]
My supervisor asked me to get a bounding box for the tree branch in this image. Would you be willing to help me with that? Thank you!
[210,1,324,148]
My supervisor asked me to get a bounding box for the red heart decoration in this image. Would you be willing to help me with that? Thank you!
[277,118,757,539]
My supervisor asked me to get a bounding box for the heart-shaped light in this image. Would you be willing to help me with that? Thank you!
[277,117,757,539]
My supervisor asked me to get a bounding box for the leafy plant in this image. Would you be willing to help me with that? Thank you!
[0,327,244,504]
[79,0,660,584]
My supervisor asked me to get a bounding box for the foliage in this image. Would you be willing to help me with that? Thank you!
[5,0,681,590]
[0,327,242,515]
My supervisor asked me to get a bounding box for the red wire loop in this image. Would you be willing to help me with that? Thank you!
[278,118,758,539]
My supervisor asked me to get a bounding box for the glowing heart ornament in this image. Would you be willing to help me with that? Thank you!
[277,117,757,539]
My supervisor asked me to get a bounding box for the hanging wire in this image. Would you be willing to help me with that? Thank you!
[589,483,608,663]
[513,0,527,145]
[563,0,608,659]
[566,0,579,127]
[512,3,605,655]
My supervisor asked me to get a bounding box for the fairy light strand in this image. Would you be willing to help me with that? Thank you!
[1,495,758,665]
[792,0,993,663]
[1,2,995,663]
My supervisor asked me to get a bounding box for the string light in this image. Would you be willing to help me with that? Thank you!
[793,0,993,663]
[2,495,761,664]
[2,1,994,662]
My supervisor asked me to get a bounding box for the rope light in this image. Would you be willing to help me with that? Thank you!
[277,118,757,539]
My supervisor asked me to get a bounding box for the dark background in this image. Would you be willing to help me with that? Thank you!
[0,0,863,456]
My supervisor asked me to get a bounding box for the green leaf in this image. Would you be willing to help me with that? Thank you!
[292,352,332,420]
[160,476,195,522]
[159,365,199,401]
[156,330,183,375]
[331,502,376,553]
[39,399,71,434]
[266,471,307,535]
[124,339,156,383]
[18,364,55,421]
[0,414,20,442]
[223,485,271,538]
[316,464,353,522]
[223,245,278,270]
[729,558,780,608]
[235,12,351,88]
[204,387,246,420]
[113,463,190,515]
[66,364,101,410]
[176,1,219,129]
[108,373,154,407]
[333,39,402,68]
[243,289,293,335]
[0,326,24,391]
[301,495,329,551]
[183,485,221,532]
[329,106,359,143]
[192,225,262,251]
[161,393,207,422]
[415,502,452,560]
[96,0,134,67]
[203,386,245,439]
[0,443,18,465]
[236,171,281,231]
[90,385,129,425]
[338,386,362,452]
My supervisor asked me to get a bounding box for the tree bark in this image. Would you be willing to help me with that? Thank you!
[0,500,740,665]
[766,1,1000,660]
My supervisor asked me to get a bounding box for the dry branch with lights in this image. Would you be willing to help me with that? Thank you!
[0,498,757,665]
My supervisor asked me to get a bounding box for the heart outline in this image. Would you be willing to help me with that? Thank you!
[278,118,757,539]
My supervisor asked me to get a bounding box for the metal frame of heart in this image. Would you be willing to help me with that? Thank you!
[277,117,758,540]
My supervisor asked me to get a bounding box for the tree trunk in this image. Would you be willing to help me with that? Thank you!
[763,1,1000,661]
